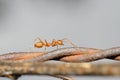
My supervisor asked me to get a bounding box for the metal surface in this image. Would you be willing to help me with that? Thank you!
[0,47,120,80]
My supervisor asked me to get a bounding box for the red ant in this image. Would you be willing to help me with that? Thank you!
[34,37,77,51]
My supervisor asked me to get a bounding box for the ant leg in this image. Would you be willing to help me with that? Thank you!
[62,38,78,47]
[43,46,47,54]
[56,45,58,49]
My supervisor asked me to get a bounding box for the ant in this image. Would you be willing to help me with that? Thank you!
[33,37,77,52]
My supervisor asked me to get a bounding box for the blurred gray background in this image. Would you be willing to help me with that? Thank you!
[0,0,120,80]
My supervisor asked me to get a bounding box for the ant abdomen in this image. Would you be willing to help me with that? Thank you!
[34,42,43,48]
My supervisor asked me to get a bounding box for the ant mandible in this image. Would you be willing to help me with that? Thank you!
[33,37,77,51]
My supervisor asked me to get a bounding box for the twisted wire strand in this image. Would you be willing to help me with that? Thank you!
[0,47,119,62]
[0,47,120,80]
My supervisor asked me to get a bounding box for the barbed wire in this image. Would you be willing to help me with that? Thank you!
[0,47,120,80]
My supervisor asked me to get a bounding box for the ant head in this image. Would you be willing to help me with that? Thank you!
[57,40,63,45]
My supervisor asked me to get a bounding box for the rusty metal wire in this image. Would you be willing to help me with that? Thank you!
[0,47,120,62]
[0,47,120,80]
